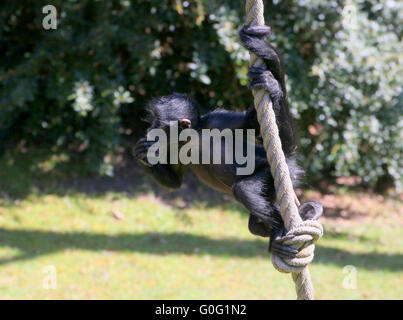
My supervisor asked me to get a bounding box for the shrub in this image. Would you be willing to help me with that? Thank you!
[1,0,401,190]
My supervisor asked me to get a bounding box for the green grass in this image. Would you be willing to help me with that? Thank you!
[0,192,402,299]
[0,153,402,299]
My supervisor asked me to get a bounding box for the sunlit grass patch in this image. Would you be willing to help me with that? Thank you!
[0,189,401,299]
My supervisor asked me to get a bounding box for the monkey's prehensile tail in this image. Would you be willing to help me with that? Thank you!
[244,0,323,300]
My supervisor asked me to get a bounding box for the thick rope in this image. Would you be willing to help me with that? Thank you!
[244,0,323,300]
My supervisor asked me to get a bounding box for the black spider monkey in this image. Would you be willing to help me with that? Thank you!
[134,24,322,259]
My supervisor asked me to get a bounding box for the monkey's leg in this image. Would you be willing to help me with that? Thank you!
[232,171,298,259]
[233,169,282,233]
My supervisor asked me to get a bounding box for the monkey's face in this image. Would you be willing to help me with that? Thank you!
[145,93,200,132]
[147,118,188,133]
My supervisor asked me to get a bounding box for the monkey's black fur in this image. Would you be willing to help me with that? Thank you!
[145,93,201,129]
[134,24,322,259]
[239,24,296,156]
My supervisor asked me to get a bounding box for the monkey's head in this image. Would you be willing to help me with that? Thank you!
[145,93,200,131]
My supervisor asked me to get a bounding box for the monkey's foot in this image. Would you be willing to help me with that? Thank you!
[269,227,298,259]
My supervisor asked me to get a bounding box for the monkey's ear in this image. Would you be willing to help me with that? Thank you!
[298,200,323,221]
[179,119,191,128]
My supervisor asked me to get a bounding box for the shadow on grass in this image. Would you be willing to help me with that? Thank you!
[0,228,401,272]
[0,152,231,209]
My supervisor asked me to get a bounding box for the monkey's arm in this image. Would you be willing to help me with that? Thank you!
[143,163,184,189]
[134,137,184,189]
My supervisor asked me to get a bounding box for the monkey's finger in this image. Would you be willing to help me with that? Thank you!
[248,66,268,75]
[271,247,297,259]
[135,138,155,150]
[136,137,149,145]
[273,251,296,260]
[242,24,271,37]
[134,141,155,155]
[136,148,161,163]
[133,145,144,155]
[134,145,147,157]
[134,147,152,160]
[271,243,298,259]
[138,158,152,168]
[273,249,298,260]
[134,140,146,152]
[134,151,146,161]
[136,139,155,148]
[248,69,282,93]
[272,242,298,255]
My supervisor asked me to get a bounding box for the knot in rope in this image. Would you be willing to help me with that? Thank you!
[271,220,323,273]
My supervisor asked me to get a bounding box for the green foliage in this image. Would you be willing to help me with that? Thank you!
[0,0,401,189]
[294,0,403,191]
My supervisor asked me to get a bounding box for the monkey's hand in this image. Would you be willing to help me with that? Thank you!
[239,24,286,116]
[134,137,155,168]
[269,227,299,260]
[267,215,300,260]
[269,201,323,259]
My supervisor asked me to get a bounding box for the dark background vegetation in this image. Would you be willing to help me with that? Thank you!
[1,0,401,192]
